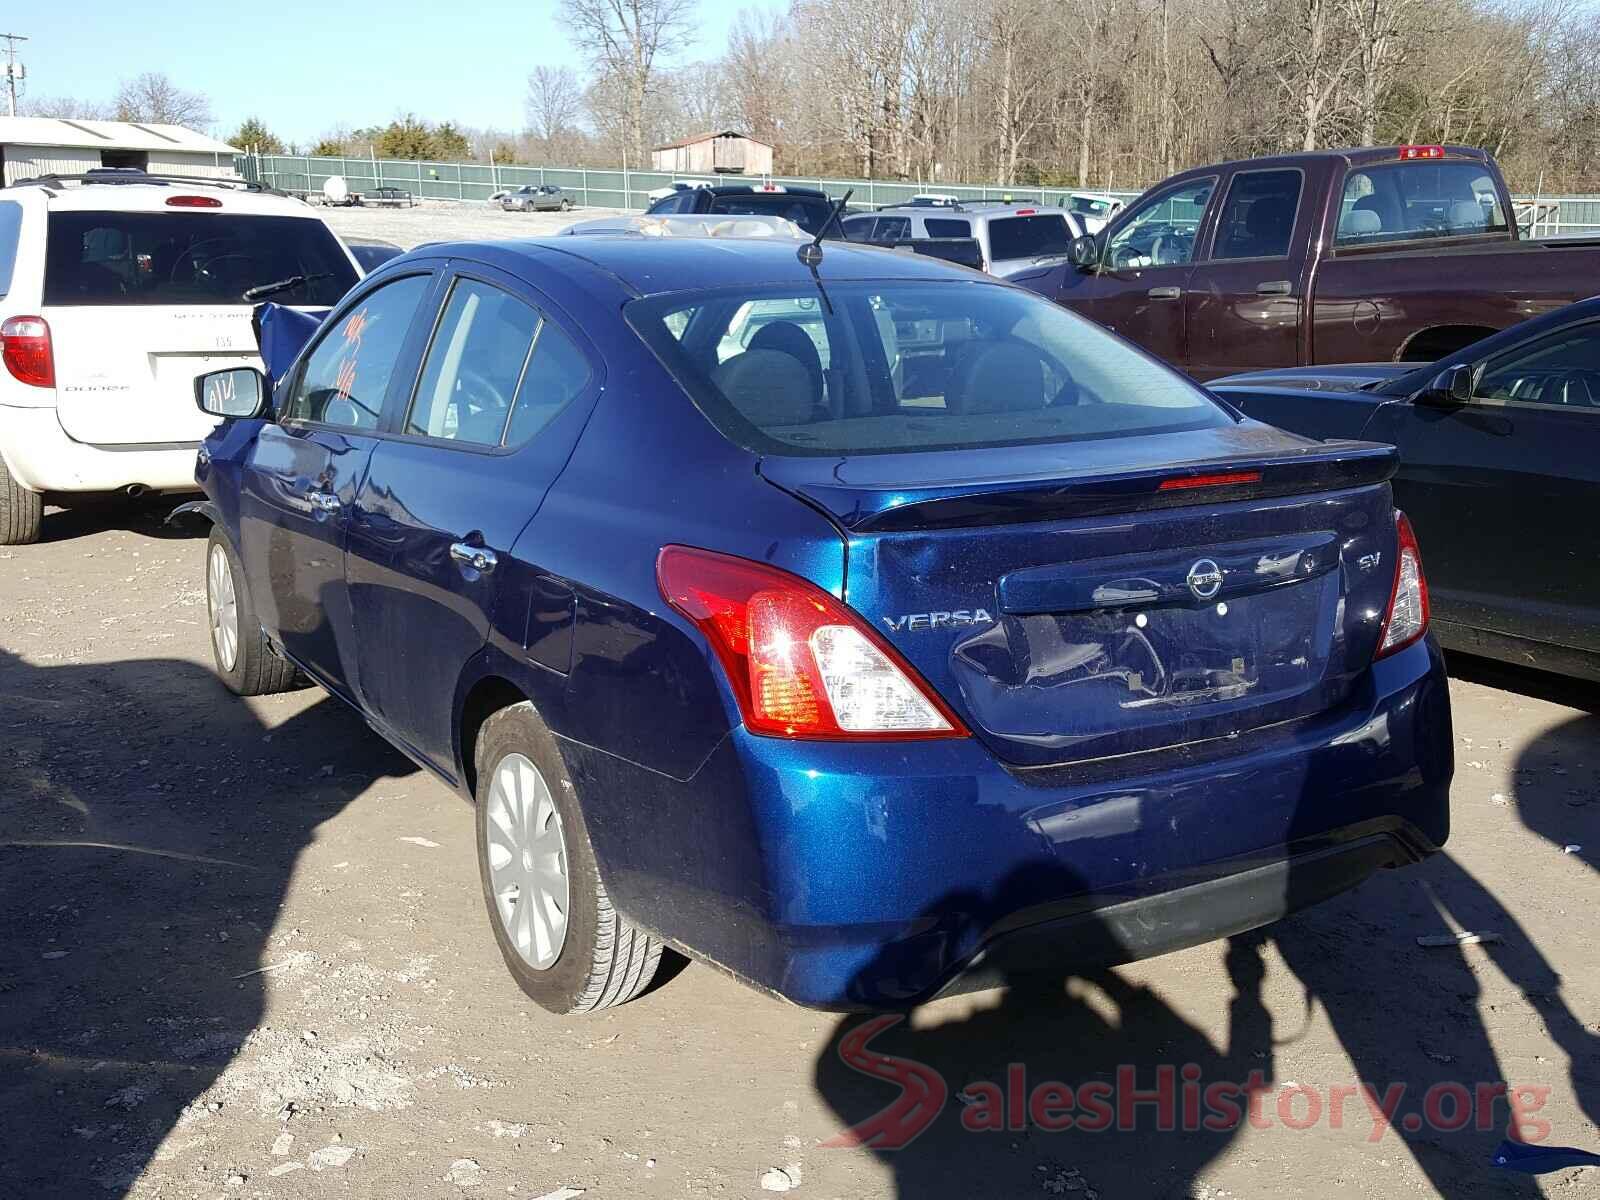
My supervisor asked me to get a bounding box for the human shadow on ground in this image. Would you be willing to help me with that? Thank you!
[0,645,416,1195]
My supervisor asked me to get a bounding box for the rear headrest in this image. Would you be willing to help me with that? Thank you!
[948,341,1048,414]
[1448,201,1487,230]
[1339,208,1382,237]
[711,349,816,428]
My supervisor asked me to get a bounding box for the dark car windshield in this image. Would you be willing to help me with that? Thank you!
[707,193,832,235]
[987,214,1075,260]
[627,280,1230,456]
[45,211,356,306]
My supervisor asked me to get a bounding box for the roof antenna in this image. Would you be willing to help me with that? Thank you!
[798,188,853,268]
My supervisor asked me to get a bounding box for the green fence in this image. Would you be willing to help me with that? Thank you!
[236,153,1600,236]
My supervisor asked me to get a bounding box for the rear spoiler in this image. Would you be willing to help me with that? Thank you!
[764,442,1399,533]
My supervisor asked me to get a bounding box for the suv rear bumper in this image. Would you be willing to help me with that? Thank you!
[0,404,204,494]
[573,636,1452,1009]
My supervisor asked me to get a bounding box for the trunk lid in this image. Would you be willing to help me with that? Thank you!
[47,306,262,445]
[761,426,1401,768]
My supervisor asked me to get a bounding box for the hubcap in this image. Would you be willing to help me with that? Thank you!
[485,753,570,969]
[207,544,239,673]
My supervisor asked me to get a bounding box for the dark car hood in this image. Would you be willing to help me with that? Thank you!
[1208,363,1415,394]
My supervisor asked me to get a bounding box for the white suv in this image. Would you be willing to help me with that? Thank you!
[0,172,360,544]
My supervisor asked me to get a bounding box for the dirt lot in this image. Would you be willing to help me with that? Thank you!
[318,199,625,250]
[1,502,1596,1200]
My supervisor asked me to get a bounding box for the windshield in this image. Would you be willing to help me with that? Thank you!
[1067,197,1113,216]
[987,214,1075,260]
[45,211,356,306]
[627,280,1231,456]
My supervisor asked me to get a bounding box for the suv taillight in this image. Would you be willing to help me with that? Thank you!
[1376,512,1430,658]
[1,316,54,388]
[657,545,967,740]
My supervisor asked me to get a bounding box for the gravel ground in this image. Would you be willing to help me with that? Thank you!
[1,503,1596,1200]
[318,200,626,250]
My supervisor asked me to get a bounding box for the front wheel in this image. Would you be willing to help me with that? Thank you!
[206,528,302,695]
[0,457,43,545]
[474,702,664,1013]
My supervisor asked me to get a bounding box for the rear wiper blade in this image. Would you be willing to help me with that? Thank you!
[243,273,333,302]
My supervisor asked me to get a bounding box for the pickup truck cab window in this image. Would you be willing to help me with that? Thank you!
[1212,169,1302,261]
[284,273,432,429]
[1336,162,1508,246]
[1475,322,1600,411]
[1105,177,1216,269]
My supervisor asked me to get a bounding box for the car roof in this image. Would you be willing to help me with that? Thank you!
[705,185,827,199]
[419,235,993,299]
[1,178,323,218]
[870,203,1070,218]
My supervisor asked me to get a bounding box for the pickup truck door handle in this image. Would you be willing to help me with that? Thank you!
[1147,286,1183,300]
[1255,280,1294,296]
[306,490,341,514]
[450,542,498,574]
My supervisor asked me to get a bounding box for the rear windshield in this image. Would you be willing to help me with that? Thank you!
[627,280,1230,456]
[44,211,357,306]
[708,194,832,235]
[987,214,1074,260]
[1336,161,1509,246]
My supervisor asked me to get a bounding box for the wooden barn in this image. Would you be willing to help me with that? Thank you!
[649,130,774,177]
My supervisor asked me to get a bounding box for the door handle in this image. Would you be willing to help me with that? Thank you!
[1147,286,1183,300]
[450,542,498,573]
[306,490,341,514]
[1255,280,1294,296]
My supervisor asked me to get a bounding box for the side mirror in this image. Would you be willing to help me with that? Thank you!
[1068,234,1100,270]
[195,367,269,420]
[1418,363,1474,407]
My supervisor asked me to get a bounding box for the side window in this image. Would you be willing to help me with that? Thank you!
[504,320,591,445]
[875,216,911,241]
[405,278,541,446]
[924,218,970,238]
[842,216,876,242]
[284,274,430,429]
[1211,169,1301,260]
[1475,323,1600,411]
[0,201,21,297]
[1105,177,1215,269]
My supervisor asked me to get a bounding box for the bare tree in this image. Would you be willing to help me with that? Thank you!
[113,73,212,128]
[563,0,699,163]
[526,65,584,143]
[19,95,111,120]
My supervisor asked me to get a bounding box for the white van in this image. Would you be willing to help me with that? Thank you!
[0,172,360,544]
[841,201,1085,279]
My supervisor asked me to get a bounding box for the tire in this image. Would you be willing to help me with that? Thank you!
[205,527,301,696]
[562,198,573,211]
[0,456,43,545]
[474,702,663,1013]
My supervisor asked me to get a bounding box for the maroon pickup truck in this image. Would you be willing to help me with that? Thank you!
[1014,145,1600,380]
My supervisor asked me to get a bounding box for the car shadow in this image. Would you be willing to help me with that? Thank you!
[0,645,416,1195]
[36,497,206,546]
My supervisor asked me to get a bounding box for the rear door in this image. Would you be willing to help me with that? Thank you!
[1368,318,1600,657]
[238,270,436,700]
[347,265,599,773]
[1185,167,1317,380]
[43,207,357,446]
[1057,175,1218,371]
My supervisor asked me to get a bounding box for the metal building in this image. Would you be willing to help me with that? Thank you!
[0,117,240,185]
[649,130,774,177]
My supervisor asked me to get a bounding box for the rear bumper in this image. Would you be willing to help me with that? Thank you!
[574,636,1453,1010]
[0,404,203,494]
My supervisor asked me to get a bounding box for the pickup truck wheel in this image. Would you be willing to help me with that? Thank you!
[206,528,302,696]
[474,702,664,1013]
[0,458,43,545]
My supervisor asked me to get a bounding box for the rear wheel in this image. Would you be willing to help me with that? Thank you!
[474,702,663,1013]
[206,528,301,696]
[0,458,43,545]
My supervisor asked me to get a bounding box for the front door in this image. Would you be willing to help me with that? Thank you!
[1368,318,1600,657]
[1055,175,1218,373]
[1185,167,1314,381]
[347,268,598,774]
[238,272,435,700]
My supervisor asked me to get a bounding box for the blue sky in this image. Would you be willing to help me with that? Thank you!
[17,0,788,144]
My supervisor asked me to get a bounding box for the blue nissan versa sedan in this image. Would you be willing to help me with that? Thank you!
[185,234,1453,1013]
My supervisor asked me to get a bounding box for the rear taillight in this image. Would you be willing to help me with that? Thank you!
[657,545,967,740]
[1376,512,1430,658]
[1,316,54,388]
